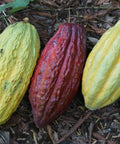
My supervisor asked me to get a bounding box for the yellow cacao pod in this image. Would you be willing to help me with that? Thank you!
[82,20,120,110]
[0,22,40,124]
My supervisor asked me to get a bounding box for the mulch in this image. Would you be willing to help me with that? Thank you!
[0,0,120,144]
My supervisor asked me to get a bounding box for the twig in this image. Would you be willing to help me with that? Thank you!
[47,125,57,144]
[88,122,94,144]
[68,7,71,23]
[33,6,120,11]
[32,130,38,144]
[56,110,92,144]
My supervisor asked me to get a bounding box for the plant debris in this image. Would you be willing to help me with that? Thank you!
[0,0,120,144]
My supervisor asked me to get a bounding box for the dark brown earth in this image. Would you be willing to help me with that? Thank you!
[0,0,120,144]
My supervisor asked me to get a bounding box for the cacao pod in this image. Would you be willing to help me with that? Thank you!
[29,23,86,128]
[82,20,120,110]
[0,22,40,124]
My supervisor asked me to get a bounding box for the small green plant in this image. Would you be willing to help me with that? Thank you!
[0,0,34,13]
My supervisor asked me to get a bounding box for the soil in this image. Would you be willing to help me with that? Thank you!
[0,0,120,144]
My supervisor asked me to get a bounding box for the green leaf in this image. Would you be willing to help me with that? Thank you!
[0,0,34,14]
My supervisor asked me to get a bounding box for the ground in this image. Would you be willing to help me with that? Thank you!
[0,0,120,144]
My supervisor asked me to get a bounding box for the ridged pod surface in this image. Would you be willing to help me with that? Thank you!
[0,22,40,124]
[82,20,120,110]
[29,23,86,128]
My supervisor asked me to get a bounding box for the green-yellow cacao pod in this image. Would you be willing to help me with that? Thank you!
[82,20,120,110]
[0,22,40,124]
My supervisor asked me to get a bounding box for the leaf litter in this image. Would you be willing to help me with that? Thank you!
[0,0,120,144]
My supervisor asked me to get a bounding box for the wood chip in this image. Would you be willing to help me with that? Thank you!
[93,132,106,141]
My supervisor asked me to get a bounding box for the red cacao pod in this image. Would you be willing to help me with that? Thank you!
[29,23,86,128]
